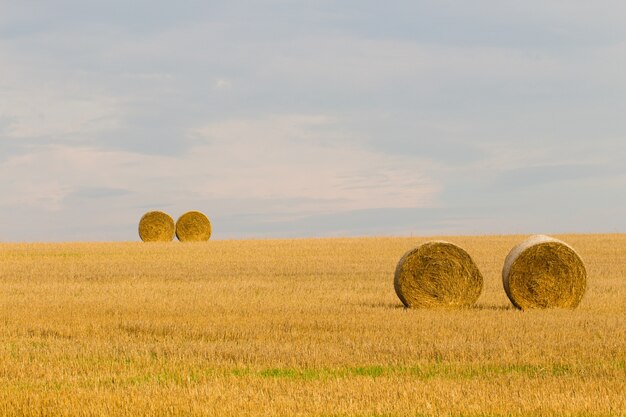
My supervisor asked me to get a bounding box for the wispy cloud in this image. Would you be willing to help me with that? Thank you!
[190,115,439,214]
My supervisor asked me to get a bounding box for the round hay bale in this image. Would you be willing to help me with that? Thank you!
[502,235,586,310]
[394,241,483,308]
[175,211,212,242]
[138,211,175,242]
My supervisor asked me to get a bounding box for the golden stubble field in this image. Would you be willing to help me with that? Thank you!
[0,235,624,417]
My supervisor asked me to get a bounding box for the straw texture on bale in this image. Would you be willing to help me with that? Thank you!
[175,211,212,242]
[502,235,586,310]
[138,211,175,242]
[394,241,483,308]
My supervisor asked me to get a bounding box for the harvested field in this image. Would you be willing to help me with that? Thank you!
[0,234,624,416]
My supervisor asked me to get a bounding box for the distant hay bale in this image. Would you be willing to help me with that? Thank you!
[394,241,483,308]
[138,211,175,242]
[502,235,587,310]
[175,211,212,242]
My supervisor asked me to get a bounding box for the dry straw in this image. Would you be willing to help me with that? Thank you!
[175,211,212,242]
[502,235,586,310]
[394,241,483,308]
[138,211,175,242]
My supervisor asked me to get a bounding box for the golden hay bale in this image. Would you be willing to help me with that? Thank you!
[394,241,483,308]
[502,235,586,310]
[138,211,175,242]
[175,211,212,242]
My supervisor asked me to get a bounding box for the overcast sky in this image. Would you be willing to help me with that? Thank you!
[1,1,625,241]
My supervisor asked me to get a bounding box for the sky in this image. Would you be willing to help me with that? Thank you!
[1,1,626,241]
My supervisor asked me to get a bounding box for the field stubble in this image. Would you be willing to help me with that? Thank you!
[0,235,624,416]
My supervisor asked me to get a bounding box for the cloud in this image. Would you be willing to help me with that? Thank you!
[0,42,124,143]
[188,114,440,215]
[214,79,232,90]
[0,146,137,210]
[488,163,606,191]
[0,114,439,239]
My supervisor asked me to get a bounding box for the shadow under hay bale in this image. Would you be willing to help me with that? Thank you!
[138,211,175,242]
[394,241,483,309]
[175,211,212,242]
[502,235,587,310]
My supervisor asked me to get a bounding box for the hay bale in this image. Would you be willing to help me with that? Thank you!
[138,211,175,242]
[175,211,212,242]
[502,235,586,310]
[394,241,483,308]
